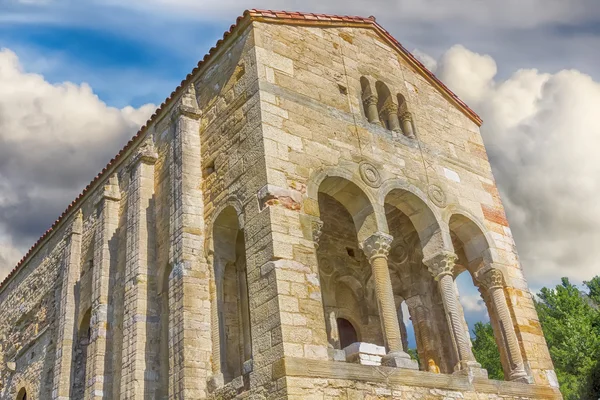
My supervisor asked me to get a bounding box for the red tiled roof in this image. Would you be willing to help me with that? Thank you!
[0,9,482,291]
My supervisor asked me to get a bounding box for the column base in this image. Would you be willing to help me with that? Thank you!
[509,369,532,384]
[453,361,488,380]
[382,351,419,370]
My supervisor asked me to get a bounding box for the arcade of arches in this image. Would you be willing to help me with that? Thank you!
[312,176,529,382]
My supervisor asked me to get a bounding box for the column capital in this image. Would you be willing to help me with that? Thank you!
[477,268,504,290]
[423,251,457,280]
[311,219,324,249]
[379,102,398,117]
[359,232,393,262]
[362,94,378,106]
[400,111,413,122]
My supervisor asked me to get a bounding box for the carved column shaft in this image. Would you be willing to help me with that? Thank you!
[120,139,159,398]
[360,234,405,352]
[479,268,528,382]
[425,252,478,371]
[363,95,381,125]
[381,103,401,133]
[52,211,83,400]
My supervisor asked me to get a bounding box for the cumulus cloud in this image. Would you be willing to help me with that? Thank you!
[429,45,600,287]
[0,48,154,281]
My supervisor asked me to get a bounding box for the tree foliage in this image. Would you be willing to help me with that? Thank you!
[535,277,600,400]
[471,321,504,380]
[470,276,600,400]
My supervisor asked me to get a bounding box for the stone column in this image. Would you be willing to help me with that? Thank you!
[52,210,83,400]
[120,137,159,398]
[424,252,486,377]
[167,85,210,398]
[86,174,121,399]
[405,296,436,370]
[477,267,529,383]
[362,95,381,125]
[380,103,401,134]
[400,112,415,138]
[359,232,417,369]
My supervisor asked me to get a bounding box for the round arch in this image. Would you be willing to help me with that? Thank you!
[308,168,387,242]
[447,212,497,272]
[379,179,451,260]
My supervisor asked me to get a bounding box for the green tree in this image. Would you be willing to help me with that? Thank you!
[535,277,600,400]
[471,321,504,380]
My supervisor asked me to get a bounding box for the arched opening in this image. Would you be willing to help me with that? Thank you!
[383,192,455,373]
[16,388,27,400]
[158,264,172,399]
[375,81,394,129]
[212,206,251,383]
[337,318,358,349]
[360,77,379,124]
[449,213,527,382]
[70,307,91,399]
[316,176,384,351]
[396,94,415,138]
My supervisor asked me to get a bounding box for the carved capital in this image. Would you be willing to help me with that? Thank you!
[478,268,504,290]
[423,251,457,280]
[400,111,413,122]
[360,232,393,262]
[312,219,324,248]
[380,102,398,117]
[362,94,378,106]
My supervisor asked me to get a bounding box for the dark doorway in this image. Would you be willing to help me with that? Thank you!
[337,318,358,349]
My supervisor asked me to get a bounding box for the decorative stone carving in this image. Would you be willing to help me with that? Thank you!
[424,251,457,280]
[359,232,392,262]
[478,268,504,290]
[477,267,530,383]
[427,184,447,208]
[358,162,382,188]
[380,103,402,133]
[362,95,381,124]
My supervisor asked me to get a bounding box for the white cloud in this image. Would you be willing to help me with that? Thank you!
[432,45,600,287]
[0,48,154,281]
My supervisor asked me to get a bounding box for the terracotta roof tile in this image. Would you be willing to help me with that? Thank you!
[0,8,482,291]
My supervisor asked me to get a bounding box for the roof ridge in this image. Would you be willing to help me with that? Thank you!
[0,8,481,291]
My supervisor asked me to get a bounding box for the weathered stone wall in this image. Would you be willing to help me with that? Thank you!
[0,14,560,400]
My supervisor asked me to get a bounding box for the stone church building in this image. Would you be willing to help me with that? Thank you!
[0,9,562,400]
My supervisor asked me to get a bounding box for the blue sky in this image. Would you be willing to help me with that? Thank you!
[1,1,600,347]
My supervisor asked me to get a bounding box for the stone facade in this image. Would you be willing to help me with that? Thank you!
[0,10,561,400]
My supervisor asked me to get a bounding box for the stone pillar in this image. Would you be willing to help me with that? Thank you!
[405,296,436,370]
[380,103,401,134]
[359,232,417,369]
[362,95,381,125]
[400,112,415,138]
[168,85,210,398]
[424,252,486,377]
[86,174,121,399]
[120,137,159,398]
[52,210,83,400]
[478,267,529,383]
